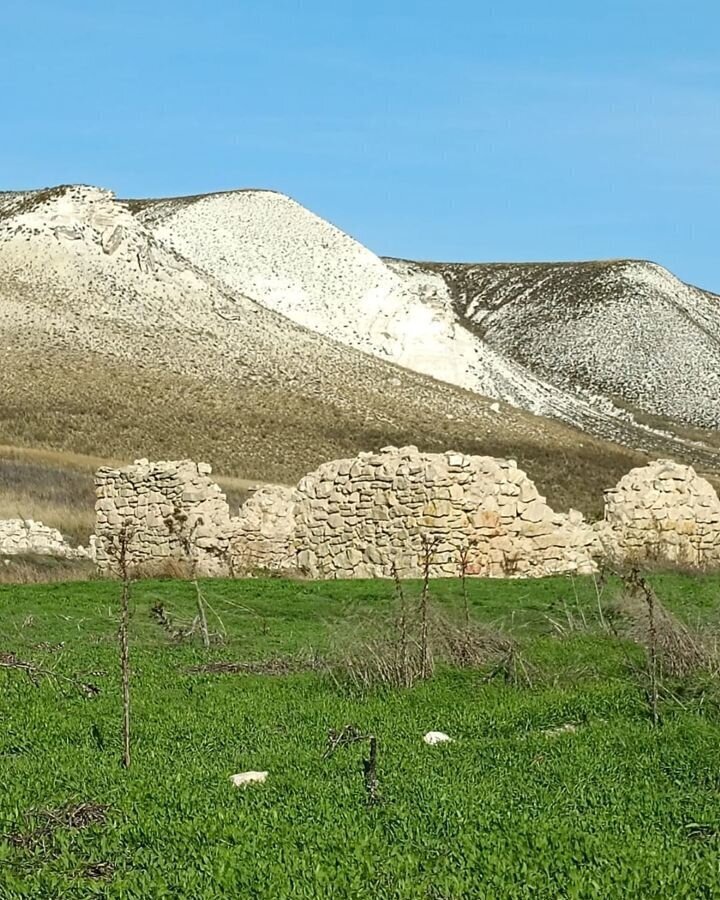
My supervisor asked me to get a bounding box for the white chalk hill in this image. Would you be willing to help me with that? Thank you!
[1,182,653,513]
[134,190,483,392]
[135,188,720,455]
[0,183,718,511]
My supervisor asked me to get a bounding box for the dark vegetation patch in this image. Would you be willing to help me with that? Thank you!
[0,650,101,696]
[6,801,109,850]
[187,654,325,676]
[0,186,72,221]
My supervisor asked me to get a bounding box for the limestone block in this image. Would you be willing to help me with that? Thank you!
[520,500,551,523]
[423,500,453,518]
[471,509,501,530]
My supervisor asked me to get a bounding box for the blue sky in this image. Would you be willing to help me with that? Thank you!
[2,0,719,288]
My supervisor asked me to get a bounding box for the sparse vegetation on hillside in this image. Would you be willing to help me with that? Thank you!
[414,258,720,431]
[0,349,666,521]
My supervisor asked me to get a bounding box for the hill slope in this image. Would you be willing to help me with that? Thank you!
[411,259,720,430]
[0,183,680,518]
[134,189,720,459]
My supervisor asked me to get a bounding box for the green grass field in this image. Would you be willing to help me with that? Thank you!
[2,575,720,898]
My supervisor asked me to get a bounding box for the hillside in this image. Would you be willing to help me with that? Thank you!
[0,183,677,520]
[411,259,720,430]
[133,190,719,459]
[130,190,484,393]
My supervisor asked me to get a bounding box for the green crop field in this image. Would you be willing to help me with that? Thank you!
[2,574,720,898]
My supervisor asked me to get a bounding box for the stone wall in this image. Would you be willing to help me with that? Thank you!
[228,485,296,573]
[289,447,598,578]
[0,519,91,560]
[596,460,720,567]
[92,452,720,580]
[94,459,234,576]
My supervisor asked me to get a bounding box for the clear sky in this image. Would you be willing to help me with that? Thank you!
[2,0,719,289]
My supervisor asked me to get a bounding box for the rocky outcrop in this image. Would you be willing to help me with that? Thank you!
[291,447,598,578]
[596,460,720,567]
[0,519,92,560]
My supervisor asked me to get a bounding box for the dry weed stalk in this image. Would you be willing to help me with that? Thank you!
[432,614,525,674]
[391,563,413,688]
[181,515,210,649]
[363,736,379,805]
[620,569,718,678]
[609,568,720,724]
[332,539,537,691]
[165,510,226,648]
[458,543,472,628]
[419,534,440,680]
[324,725,380,805]
[118,528,132,768]
[105,524,134,769]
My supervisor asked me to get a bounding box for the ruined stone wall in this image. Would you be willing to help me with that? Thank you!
[93,452,720,580]
[228,485,296,573]
[596,460,720,567]
[291,447,598,578]
[94,459,233,576]
[0,519,91,560]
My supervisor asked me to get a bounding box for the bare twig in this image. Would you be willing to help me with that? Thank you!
[105,523,134,769]
[391,563,412,688]
[363,736,379,805]
[324,724,365,759]
[458,544,471,629]
[324,726,380,805]
[185,519,210,649]
[0,652,99,697]
[117,527,132,768]
[166,513,226,648]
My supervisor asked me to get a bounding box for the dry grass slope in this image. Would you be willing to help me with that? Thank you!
[0,347,664,525]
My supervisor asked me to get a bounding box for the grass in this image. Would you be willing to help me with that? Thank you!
[0,454,97,546]
[0,556,96,585]
[3,574,720,896]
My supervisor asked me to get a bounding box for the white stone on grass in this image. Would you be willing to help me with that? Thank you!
[542,724,577,737]
[423,731,453,746]
[230,771,268,788]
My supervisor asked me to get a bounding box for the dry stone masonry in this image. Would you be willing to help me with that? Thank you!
[596,460,720,568]
[227,486,296,573]
[289,447,597,578]
[0,519,92,560]
[95,459,234,577]
[94,448,598,579]
[91,452,720,579]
